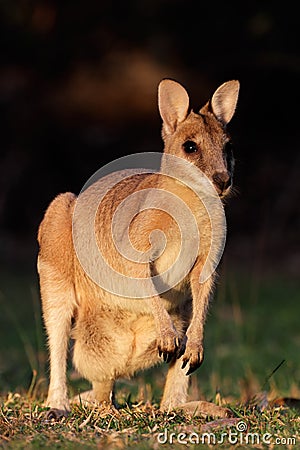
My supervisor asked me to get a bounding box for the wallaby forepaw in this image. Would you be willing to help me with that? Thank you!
[157,329,180,363]
[180,341,204,375]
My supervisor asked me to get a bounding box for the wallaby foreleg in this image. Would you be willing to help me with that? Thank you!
[179,271,214,375]
[148,294,180,362]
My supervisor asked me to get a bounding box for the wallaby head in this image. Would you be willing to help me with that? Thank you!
[158,79,239,197]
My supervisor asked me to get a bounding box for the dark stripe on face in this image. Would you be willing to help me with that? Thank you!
[224,141,234,175]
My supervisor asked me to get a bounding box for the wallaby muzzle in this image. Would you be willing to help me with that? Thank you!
[212,171,232,196]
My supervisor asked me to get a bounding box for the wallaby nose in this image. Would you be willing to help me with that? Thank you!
[212,171,231,193]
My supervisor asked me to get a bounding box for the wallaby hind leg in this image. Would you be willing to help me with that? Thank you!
[39,261,76,419]
[160,358,230,418]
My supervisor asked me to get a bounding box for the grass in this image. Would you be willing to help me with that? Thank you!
[0,265,299,448]
[1,392,299,449]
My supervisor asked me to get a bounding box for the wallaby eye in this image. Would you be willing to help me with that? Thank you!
[183,140,198,153]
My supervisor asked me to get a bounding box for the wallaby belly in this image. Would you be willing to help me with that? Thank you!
[72,308,160,380]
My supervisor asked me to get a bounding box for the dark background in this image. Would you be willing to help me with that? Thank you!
[0,0,299,278]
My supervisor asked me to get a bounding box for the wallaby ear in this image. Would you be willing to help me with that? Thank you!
[209,80,240,125]
[158,79,189,135]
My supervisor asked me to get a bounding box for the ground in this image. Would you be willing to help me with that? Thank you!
[0,267,299,449]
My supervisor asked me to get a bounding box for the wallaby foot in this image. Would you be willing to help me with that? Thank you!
[72,390,118,415]
[160,358,230,418]
[44,389,70,420]
[72,389,96,406]
[71,380,116,413]
[45,407,69,421]
[172,400,231,418]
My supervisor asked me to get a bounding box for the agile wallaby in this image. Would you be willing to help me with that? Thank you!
[37,79,239,419]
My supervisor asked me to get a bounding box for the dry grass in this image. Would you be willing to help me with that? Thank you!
[1,388,299,449]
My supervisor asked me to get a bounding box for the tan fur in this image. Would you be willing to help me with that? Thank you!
[37,79,239,419]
